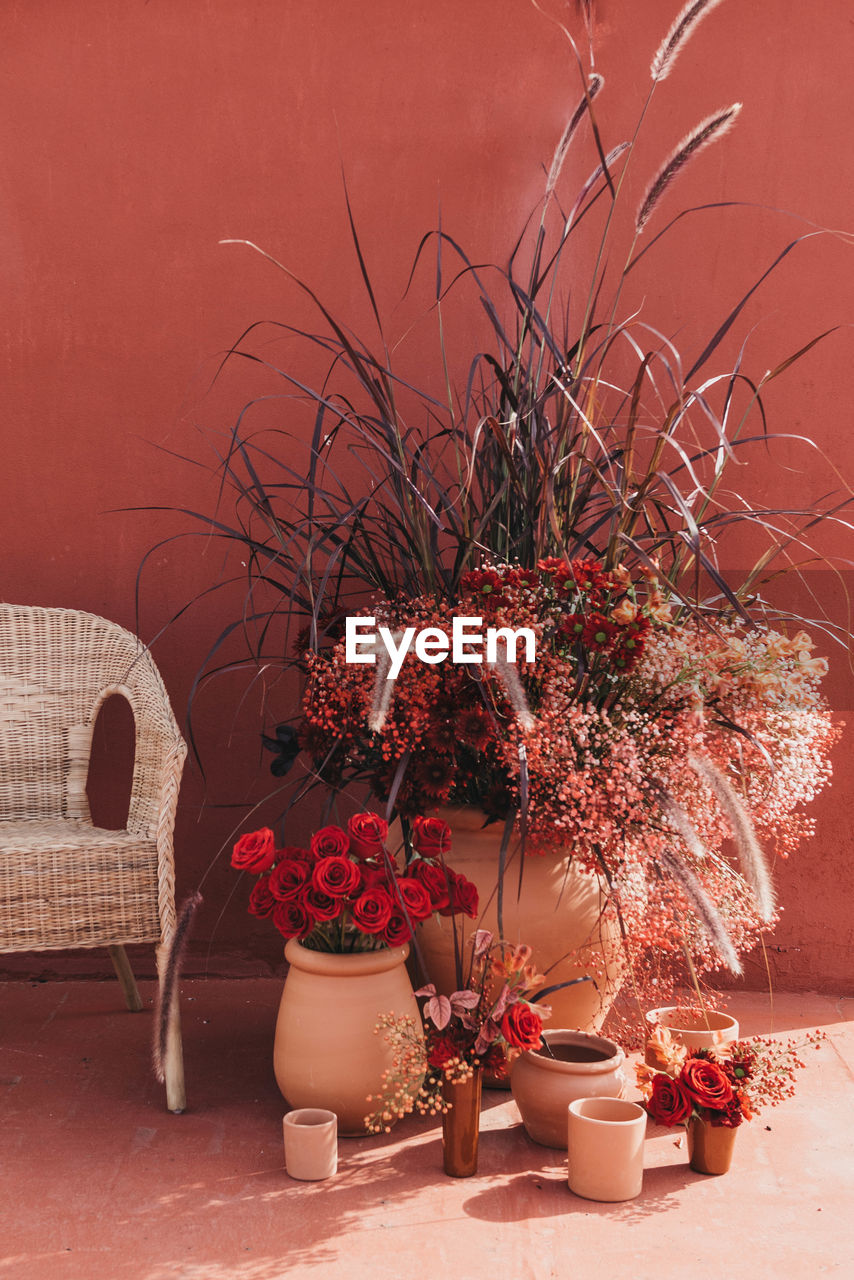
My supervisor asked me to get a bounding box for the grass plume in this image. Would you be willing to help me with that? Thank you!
[689,754,776,922]
[659,847,742,974]
[651,0,727,82]
[637,102,741,231]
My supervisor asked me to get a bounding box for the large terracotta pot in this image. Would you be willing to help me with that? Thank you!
[415,808,624,1033]
[274,939,419,1136]
[510,1029,627,1148]
[645,1006,739,1067]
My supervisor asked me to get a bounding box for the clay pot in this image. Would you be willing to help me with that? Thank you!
[415,808,624,1034]
[645,1006,739,1067]
[441,1068,482,1177]
[567,1097,647,1201]
[510,1029,627,1148]
[687,1115,738,1175]
[274,939,420,1136]
[282,1108,338,1181]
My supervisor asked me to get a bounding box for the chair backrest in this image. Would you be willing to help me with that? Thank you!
[0,604,181,825]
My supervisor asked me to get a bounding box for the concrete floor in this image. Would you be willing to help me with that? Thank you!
[1,980,851,1280]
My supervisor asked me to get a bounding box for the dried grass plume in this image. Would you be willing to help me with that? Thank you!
[651,0,727,83]
[636,102,741,231]
[689,754,776,922]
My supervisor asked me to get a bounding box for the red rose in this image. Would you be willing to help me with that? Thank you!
[500,1002,543,1051]
[410,859,451,911]
[311,855,361,898]
[645,1073,694,1127]
[679,1058,734,1112]
[359,863,391,891]
[348,812,389,860]
[231,828,276,873]
[248,876,276,918]
[305,886,341,922]
[269,858,310,902]
[351,887,394,934]
[427,1029,461,1069]
[273,898,312,940]
[438,870,479,919]
[394,876,433,923]
[383,910,412,948]
[412,815,452,857]
[310,825,350,859]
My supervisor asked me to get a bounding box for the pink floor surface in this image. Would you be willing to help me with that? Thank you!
[1,981,851,1279]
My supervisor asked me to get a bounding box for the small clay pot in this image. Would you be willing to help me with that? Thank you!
[567,1097,647,1201]
[687,1115,738,1175]
[645,1006,739,1067]
[510,1029,626,1148]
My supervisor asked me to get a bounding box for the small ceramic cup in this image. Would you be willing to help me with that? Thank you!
[567,1097,646,1202]
[283,1108,338,1181]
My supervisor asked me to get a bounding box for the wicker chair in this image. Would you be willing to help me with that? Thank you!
[0,604,188,1111]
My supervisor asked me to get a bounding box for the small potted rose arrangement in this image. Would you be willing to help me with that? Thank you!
[636,1024,822,1175]
[365,929,550,1175]
[232,811,478,952]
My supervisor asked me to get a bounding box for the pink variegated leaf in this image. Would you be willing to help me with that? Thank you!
[489,982,512,1021]
[424,993,452,1030]
[450,989,481,1014]
[473,929,493,957]
[474,1019,501,1055]
[414,983,437,999]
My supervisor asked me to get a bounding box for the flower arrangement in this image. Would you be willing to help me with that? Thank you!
[300,557,839,1008]
[365,929,549,1133]
[636,1025,823,1129]
[231,811,479,952]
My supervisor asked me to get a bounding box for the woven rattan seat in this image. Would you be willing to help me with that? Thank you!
[0,604,188,1111]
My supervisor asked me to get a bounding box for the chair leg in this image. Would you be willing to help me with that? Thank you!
[109,945,143,1012]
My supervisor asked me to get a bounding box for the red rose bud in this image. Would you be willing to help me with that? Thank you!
[500,1002,543,1051]
[382,910,412,948]
[269,858,311,902]
[347,812,389,860]
[412,815,452,857]
[410,859,451,911]
[679,1058,735,1112]
[248,876,276,919]
[309,825,350,859]
[272,898,311,940]
[351,887,394,934]
[311,855,361,898]
[394,876,433,923]
[231,828,276,874]
[438,869,479,919]
[646,1073,694,1127]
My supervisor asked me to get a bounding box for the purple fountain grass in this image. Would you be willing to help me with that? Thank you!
[689,754,777,922]
[636,102,742,232]
[651,0,728,83]
[658,847,742,975]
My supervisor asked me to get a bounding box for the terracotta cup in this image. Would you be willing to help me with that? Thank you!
[567,1097,647,1202]
[283,1108,338,1181]
[644,1007,739,1067]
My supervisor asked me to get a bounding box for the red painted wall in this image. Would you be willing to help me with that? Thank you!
[1,1,851,990]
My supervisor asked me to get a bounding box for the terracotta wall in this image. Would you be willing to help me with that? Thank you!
[1,0,851,990]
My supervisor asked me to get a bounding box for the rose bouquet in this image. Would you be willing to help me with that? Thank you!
[231,811,479,952]
[636,1025,821,1129]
